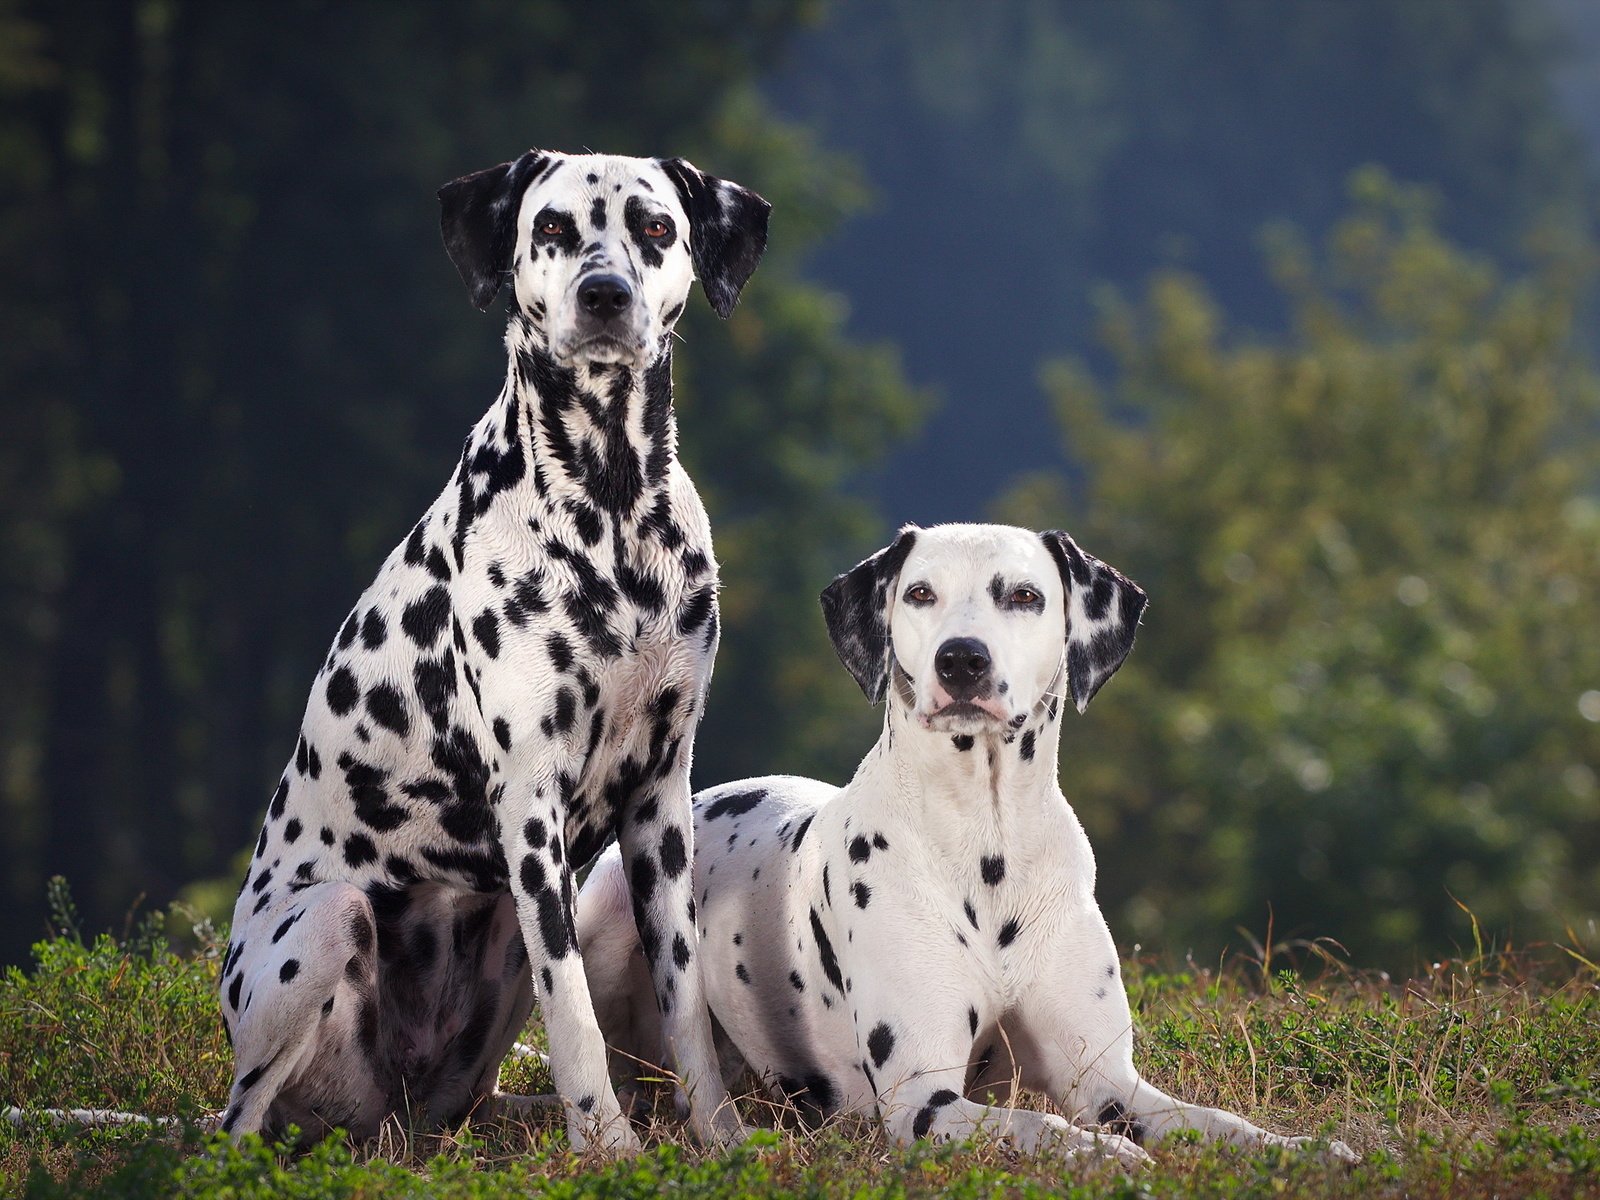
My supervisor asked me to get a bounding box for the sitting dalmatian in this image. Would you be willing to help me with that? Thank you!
[217,148,769,1152]
[576,522,1357,1165]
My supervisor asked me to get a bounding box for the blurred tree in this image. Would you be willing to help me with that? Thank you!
[768,0,1597,523]
[1003,171,1600,968]
[0,0,922,962]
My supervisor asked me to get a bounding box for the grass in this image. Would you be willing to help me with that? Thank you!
[2,888,1597,1198]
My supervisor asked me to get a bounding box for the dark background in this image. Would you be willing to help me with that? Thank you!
[2,0,1597,970]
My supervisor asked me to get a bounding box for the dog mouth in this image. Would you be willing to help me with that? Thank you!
[917,696,1011,731]
[557,333,651,368]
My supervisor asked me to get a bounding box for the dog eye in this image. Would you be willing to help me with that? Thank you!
[644,219,671,238]
[1010,587,1041,607]
[904,584,936,605]
[539,219,565,236]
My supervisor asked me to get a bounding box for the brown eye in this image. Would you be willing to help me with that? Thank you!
[1010,587,1041,607]
[644,219,669,238]
[539,219,565,237]
[905,584,935,605]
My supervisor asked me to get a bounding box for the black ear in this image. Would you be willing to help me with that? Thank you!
[820,526,920,704]
[657,157,771,319]
[438,150,550,311]
[1040,530,1148,713]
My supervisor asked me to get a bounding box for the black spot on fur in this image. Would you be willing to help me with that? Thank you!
[790,815,814,852]
[849,836,871,863]
[536,885,570,959]
[853,882,872,909]
[659,826,688,878]
[343,833,377,867]
[413,652,457,731]
[809,907,844,993]
[1019,730,1036,761]
[425,545,451,582]
[912,1088,960,1139]
[401,585,450,648]
[271,912,303,944]
[365,683,410,737]
[545,632,574,672]
[326,667,359,716]
[997,918,1021,947]
[472,610,501,658]
[279,959,299,983]
[980,856,1006,886]
[678,583,714,635]
[702,788,767,821]
[268,778,289,820]
[868,1022,896,1068]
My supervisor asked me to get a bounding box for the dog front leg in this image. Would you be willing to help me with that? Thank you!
[506,786,639,1153]
[1025,960,1357,1164]
[851,966,1147,1165]
[616,740,745,1146]
[1086,1076,1359,1164]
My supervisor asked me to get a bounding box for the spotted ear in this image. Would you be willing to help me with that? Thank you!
[820,525,920,704]
[657,157,771,319]
[1040,530,1147,713]
[438,149,550,311]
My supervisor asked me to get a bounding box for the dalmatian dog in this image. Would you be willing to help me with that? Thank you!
[217,148,769,1153]
[576,523,1357,1165]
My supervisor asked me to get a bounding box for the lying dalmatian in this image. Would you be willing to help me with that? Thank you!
[576,522,1357,1165]
[217,148,769,1152]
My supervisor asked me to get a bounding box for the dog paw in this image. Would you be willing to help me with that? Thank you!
[1047,1123,1151,1168]
[1282,1134,1360,1166]
[1089,1131,1153,1169]
[566,1109,643,1156]
[698,1102,751,1150]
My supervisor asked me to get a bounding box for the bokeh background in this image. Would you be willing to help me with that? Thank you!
[2,0,1597,972]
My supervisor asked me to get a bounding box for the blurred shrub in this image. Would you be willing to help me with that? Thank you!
[1003,170,1600,967]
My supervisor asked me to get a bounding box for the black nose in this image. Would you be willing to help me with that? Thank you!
[578,274,633,318]
[935,637,992,699]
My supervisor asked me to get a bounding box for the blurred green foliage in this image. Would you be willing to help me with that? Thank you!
[1003,171,1600,966]
[769,0,1595,514]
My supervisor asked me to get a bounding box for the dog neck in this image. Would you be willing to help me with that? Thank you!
[476,313,681,520]
[872,675,1068,835]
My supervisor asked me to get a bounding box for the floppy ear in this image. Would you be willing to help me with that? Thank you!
[438,149,550,311]
[1039,530,1147,713]
[820,525,920,704]
[657,157,772,319]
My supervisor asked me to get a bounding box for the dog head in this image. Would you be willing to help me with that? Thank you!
[821,523,1147,733]
[438,150,770,369]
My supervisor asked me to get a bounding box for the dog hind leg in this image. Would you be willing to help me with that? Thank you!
[219,882,389,1141]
